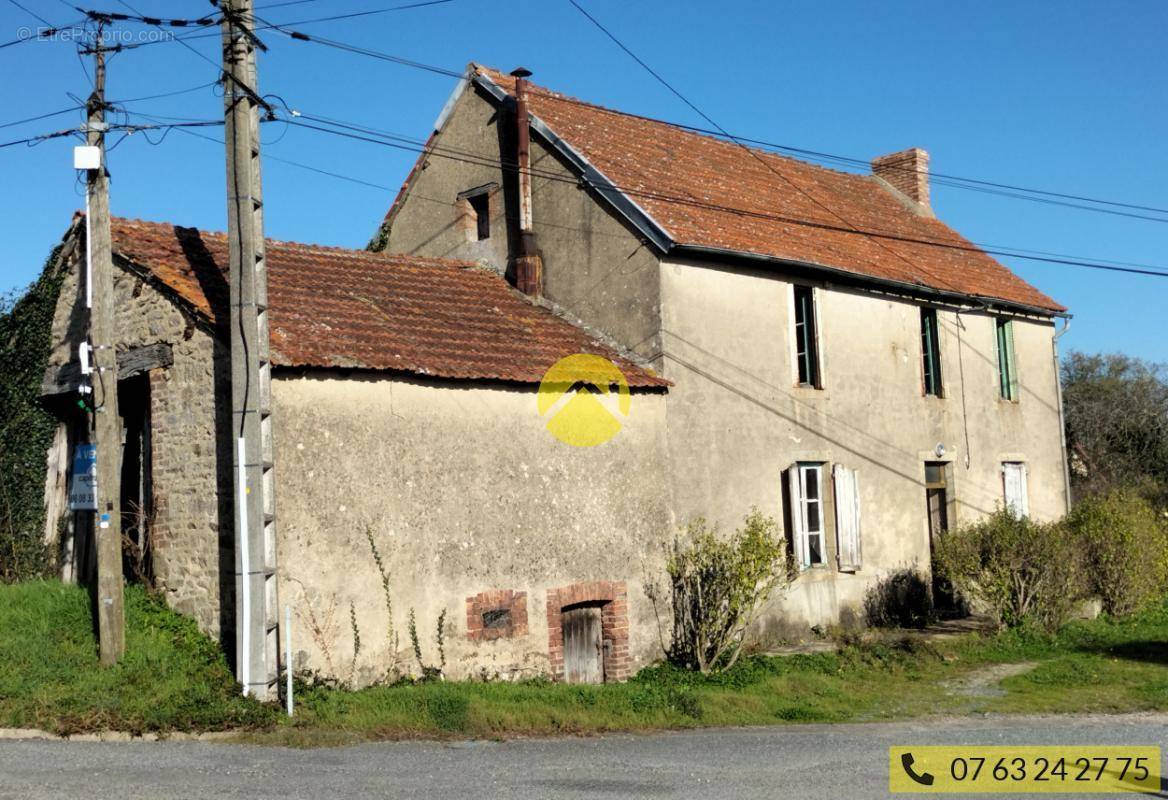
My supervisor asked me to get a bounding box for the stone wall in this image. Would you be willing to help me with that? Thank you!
[48,250,230,637]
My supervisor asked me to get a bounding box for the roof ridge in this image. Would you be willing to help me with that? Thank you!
[472,65,872,184]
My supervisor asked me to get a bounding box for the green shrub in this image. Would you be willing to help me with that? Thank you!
[933,509,1086,631]
[863,567,935,629]
[651,510,791,673]
[1068,490,1168,617]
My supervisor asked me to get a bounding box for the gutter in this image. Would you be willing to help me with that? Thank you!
[671,243,1070,320]
[1053,317,1075,512]
[470,70,1067,322]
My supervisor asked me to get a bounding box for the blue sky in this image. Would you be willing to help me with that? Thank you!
[2,0,1165,360]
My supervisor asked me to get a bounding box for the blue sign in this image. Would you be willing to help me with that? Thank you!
[68,444,97,511]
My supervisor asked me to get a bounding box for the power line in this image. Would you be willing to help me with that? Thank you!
[275,115,1168,280]
[0,129,78,149]
[128,108,395,191]
[74,6,216,26]
[240,9,1168,226]
[0,120,223,151]
[6,0,56,27]
[46,6,1168,219]
[245,11,463,78]
[530,90,1168,221]
[256,0,457,27]
[102,2,1168,219]
[114,0,459,51]
[108,79,219,104]
[564,0,1168,219]
[0,104,84,130]
[565,0,964,295]
[112,0,222,72]
[254,0,323,8]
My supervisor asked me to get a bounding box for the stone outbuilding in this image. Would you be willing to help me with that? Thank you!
[43,215,669,683]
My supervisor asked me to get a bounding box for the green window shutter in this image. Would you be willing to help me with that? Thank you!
[1005,321,1018,400]
[921,308,942,396]
[996,318,1017,401]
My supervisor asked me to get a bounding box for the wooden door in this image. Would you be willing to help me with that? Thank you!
[562,605,603,684]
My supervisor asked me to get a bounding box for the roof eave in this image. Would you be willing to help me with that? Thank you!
[472,71,674,254]
[469,70,1067,320]
[671,243,1070,319]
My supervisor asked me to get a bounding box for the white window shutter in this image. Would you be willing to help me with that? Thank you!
[788,466,809,568]
[833,465,862,571]
[1018,464,1029,518]
[1003,462,1028,518]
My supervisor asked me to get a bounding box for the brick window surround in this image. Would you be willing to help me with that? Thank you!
[545,581,630,682]
[465,589,528,641]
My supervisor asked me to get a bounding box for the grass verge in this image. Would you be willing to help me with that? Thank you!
[1,581,1165,743]
[0,581,275,735]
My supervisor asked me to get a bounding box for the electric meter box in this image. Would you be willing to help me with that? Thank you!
[73,146,101,170]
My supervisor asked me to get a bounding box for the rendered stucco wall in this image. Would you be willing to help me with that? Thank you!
[49,251,231,637]
[659,257,1068,637]
[272,372,671,683]
[383,84,662,362]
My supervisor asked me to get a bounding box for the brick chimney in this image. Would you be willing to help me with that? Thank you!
[871,147,930,210]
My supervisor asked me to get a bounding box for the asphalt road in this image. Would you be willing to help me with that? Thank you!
[1,714,1165,799]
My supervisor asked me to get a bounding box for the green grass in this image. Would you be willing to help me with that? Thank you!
[2,581,1166,743]
[0,581,275,735]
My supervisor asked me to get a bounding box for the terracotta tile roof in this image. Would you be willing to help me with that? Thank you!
[107,217,667,387]
[467,66,1064,313]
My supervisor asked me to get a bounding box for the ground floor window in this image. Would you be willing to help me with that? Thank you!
[1002,461,1029,518]
[788,462,826,567]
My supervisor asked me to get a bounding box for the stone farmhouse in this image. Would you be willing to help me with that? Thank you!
[39,63,1069,686]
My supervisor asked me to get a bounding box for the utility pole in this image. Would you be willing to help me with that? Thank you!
[220,0,278,700]
[83,21,125,666]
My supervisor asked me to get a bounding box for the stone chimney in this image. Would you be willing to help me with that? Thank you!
[871,147,930,211]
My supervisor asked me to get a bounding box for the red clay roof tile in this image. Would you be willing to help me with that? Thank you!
[470,66,1064,314]
[108,217,667,387]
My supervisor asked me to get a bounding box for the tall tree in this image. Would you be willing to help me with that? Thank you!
[1062,351,1168,501]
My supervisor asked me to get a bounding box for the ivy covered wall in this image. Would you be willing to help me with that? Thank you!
[0,244,69,581]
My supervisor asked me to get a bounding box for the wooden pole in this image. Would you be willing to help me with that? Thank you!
[85,22,125,666]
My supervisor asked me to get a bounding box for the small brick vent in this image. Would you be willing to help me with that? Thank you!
[546,581,630,682]
[466,589,527,641]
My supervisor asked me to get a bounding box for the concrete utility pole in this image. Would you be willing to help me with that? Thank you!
[84,22,125,666]
[220,0,279,699]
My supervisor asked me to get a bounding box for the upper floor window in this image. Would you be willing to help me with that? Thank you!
[920,308,943,397]
[457,183,496,242]
[468,193,490,240]
[995,318,1018,401]
[792,285,821,388]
